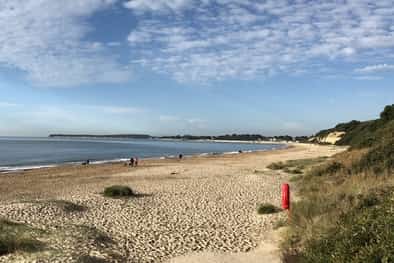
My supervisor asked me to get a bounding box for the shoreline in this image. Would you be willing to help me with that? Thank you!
[0,142,288,174]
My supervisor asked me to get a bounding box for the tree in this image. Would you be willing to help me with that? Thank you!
[380,104,394,121]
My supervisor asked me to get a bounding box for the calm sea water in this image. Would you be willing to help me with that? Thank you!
[0,137,284,172]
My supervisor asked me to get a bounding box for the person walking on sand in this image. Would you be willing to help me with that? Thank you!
[129,157,135,167]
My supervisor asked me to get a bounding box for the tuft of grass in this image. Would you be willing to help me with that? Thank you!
[257,203,281,214]
[0,219,45,256]
[103,185,135,198]
[49,200,87,213]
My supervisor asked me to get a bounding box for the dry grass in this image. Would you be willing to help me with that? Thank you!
[0,219,45,256]
[282,149,394,262]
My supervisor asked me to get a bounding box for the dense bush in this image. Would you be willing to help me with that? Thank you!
[103,186,135,198]
[257,203,281,214]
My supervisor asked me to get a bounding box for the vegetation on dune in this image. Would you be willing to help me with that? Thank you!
[257,203,281,214]
[301,189,394,263]
[267,157,328,174]
[103,185,135,198]
[354,139,394,174]
[281,104,394,262]
[315,104,394,149]
[267,161,286,170]
[0,219,44,256]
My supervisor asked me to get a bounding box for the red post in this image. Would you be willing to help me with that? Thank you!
[281,183,290,210]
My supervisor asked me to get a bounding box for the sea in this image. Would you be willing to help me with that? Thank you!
[0,137,285,173]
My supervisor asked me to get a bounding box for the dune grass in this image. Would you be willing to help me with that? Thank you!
[0,219,44,256]
[267,157,328,174]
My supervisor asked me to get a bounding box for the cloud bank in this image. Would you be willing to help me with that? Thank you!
[1,0,394,86]
[126,0,394,82]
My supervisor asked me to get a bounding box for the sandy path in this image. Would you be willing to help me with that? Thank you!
[0,143,345,262]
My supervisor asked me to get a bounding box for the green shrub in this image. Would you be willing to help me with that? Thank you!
[257,203,281,214]
[103,185,135,198]
[380,104,394,122]
[0,219,44,256]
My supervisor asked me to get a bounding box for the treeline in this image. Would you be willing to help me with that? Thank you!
[160,134,310,142]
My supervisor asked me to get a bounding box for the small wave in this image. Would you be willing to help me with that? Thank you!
[0,164,58,173]
[223,151,240,155]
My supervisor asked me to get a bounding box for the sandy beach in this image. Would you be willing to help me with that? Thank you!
[0,143,345,263]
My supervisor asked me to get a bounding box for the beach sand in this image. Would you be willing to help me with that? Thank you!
[0,143,345,263]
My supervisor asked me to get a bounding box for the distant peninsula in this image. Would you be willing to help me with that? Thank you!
[49,134,152,139]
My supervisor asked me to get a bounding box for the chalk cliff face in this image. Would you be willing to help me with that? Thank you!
[316,131,346,144]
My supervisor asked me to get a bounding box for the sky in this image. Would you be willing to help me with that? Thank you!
[0,0,394,137]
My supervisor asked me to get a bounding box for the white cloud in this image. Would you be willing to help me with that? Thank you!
[126,0,394,82]
[353,76,384,81]
[0,0,132,87]
[355,64,394,73]
[124,0,192,13]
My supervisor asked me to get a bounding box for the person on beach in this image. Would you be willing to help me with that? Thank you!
[135,157,139,167]
[129,157,135,167]
[82,159,90,165]
[179,154,183,160]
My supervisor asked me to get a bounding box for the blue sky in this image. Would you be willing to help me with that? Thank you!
[0,0,394,137]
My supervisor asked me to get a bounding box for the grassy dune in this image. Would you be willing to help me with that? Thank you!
[276,105,394,262]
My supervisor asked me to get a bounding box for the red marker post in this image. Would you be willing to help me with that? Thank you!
[281,183,290,210]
